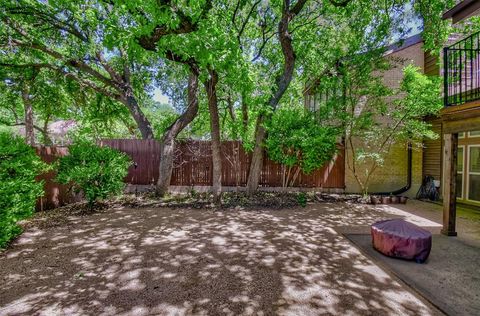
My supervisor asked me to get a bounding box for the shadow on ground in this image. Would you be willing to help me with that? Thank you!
[0,202,441,315]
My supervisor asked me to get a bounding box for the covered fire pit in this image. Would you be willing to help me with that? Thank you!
[371,219,432,263]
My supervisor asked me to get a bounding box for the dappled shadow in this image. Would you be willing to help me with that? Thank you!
[0,203,441,315]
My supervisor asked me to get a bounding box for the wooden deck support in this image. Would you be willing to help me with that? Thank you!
[441,101,480,236]
[442,133,458,236]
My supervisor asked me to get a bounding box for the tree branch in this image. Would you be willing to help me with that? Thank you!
[290,0,308,15]
[329,0,352,7]
[137,0,212,51]
[6,5,89,42]
[164,51,200,75]
[237,0,262,49]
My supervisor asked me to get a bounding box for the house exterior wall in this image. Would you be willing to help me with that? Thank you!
[423,117,443,181]
[345,41,425,197]
[345,142,423,196]
[423,29,480,206]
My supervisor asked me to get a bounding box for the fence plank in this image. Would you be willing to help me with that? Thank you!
[36,140,345,210]
[99,139,345,188]
[35,146,81,211]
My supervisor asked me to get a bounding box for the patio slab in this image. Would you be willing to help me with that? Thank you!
[346,233,480,316]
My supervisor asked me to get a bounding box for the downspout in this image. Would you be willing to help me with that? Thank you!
[371,142,412,196]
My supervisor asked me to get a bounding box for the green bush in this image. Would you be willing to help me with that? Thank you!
[297,192,307,207]
[0,132,48,248]
[56,141,132,207]
[265,106,339,187]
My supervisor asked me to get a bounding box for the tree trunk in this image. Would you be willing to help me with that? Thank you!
[246,116,266,194]
[157,139,175,196]
[41,117,53,145]
[241,92,249,133]
[204,69,222,203]
[121,91,154,139]
[156,70,200,196]
[21,85,35,145]
[245,1,305,194]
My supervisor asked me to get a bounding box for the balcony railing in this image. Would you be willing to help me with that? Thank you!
[444,31,480,107]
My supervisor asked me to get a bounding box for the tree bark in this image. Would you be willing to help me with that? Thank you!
[241,92,249,133]
[156,70,200,196]
[21,84,35,145]
[246,0,306,194]
[204,69,222,203]
[120,91,155,139]
[246,116,266,194]
[40,115,53,145]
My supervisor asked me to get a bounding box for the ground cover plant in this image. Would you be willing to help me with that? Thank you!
[56,141,132,208]
[0,132,48,248]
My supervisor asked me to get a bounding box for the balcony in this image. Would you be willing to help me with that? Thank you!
[444,31,480,107]
[442,31,480,134]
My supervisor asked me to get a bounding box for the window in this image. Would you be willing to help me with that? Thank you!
[304,76,345,116]
[468,131,480,138]
[468,146,480,202]
[459,132,465,139]
[457,146,464,198]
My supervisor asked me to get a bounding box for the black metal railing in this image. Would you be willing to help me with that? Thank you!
[444,31,480,107]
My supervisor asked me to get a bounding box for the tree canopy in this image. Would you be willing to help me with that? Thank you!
[0,0,456,196]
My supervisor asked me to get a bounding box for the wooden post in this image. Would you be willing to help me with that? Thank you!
[442,133,458,236]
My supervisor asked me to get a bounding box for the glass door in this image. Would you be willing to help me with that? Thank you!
[467,145,480,203]
[457,146,464,199]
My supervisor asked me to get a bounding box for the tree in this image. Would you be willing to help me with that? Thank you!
[127,0,246,200]
[414,0,455,52]
[245,0,309,194]
[0,65,41,145]
[344,64,442,195]
[157,69,201,196]
[111,0,215,196]
[265,106,339,188]
[0,0,156,138]
[0,65,76,145]
[241,0,416,194]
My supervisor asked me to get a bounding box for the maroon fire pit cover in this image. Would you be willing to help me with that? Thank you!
[371,219,432,263]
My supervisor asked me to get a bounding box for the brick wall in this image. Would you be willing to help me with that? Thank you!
[345,41,425,197]
[345,142,423,197]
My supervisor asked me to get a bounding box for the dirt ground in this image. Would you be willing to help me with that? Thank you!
[0,201,451,316]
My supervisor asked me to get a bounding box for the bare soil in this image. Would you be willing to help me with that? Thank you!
[0,201,444,315]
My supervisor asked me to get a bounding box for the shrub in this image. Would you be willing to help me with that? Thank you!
[297,192,307,207]
[0,132,48,248]
[56,141,132,207]
[265,106,339,187]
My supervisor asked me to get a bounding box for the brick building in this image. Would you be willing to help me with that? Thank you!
[306,32,480,206]
[344,35,426,197]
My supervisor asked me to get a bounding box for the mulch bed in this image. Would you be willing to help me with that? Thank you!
[22,192,368,230]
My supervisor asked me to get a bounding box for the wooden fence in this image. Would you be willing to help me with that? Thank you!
[98,139,345,188]
[35,146,82,211]
[35,139,345,210]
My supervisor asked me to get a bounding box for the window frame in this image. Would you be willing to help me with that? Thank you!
[466,144,480,204]
[468,131,480,138]
[457,145,465,200]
